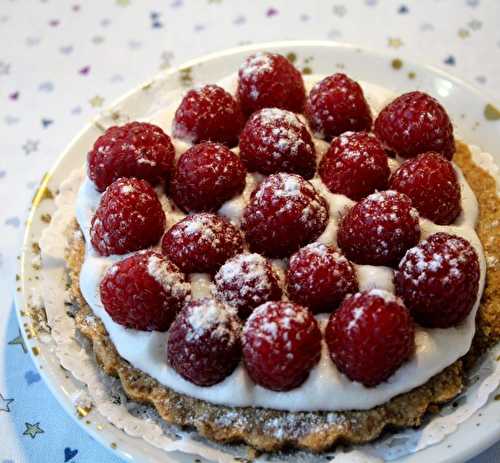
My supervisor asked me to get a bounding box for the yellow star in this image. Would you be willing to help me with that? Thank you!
[8,330,27,353]
[89,95,104,108]
[116,0,130,6]
[388,37,403,48]
[0,393,14,413]
[23,422,44,439]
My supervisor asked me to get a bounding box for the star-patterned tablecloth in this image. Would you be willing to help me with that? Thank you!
[1,1,500,462]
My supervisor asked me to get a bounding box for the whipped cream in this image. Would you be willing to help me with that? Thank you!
[75,76,486,412]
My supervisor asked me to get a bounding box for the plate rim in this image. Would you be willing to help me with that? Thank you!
[15,39,500,463]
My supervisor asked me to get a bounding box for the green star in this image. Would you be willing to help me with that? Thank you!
[0,393,14,413]
[8,330,27,353]
[116,0,130,5]
[23,422,44,439]
[89,95,104,108]
[388,37,403,48]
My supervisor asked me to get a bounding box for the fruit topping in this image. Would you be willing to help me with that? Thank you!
[167,298,241,386]
[162,213,244,273]
[237,52,306,116]
[319,131,390,200]
[242,173,329,258]
[100,250,190,331]
[325,289,415,387]
[173,84,244,147]
[389,152,461,225]
[287,242,358,314]
[242,301,322,391]
[395,232,480,328]
[374,91,455,160]
[305,73,372,140]
[239,108,316,179]
[88,122,175,192]
[214,253,282,319]
[337,190,420,266]
[170,142,246,212]
[91,177,166,256]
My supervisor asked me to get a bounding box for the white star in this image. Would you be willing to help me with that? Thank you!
[0,393,14,413]
[0,61,10,75]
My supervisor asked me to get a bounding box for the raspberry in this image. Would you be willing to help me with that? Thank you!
[305,73,372,141]
[170,142,246,212]
[172,84,244,147]
[239,108,316,179]
[214,253,282,319]
[337,190,420,266]
[167,298,242,386]
[91,178,166,256]
[242,301,321,391]
[395,233,480,328]
[237,52,306,116]
[100,251,190,331]
[242,173,329,258]
[286,243,358,314]
[374,91,455,160]
[325,289,415,387]
[389,152,461,225]
[162,213,244,274]
[319,131,390,200]
[88,122,175,192]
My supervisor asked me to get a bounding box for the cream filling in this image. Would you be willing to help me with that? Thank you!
[75,76,486,412]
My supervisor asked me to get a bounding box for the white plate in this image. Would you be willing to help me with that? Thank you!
[16,41,500,463]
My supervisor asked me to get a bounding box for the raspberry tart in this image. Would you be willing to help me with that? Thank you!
[60,51,500,454]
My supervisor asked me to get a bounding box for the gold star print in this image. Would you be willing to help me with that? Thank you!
[23,422,44,439]
[8,330,27,353]
[0,393,14,413]
[89,95,104,108]
[388,37,403,48]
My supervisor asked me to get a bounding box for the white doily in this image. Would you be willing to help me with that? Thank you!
[38,167,500,463]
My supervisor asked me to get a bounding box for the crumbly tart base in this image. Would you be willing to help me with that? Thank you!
[64,141,500,453]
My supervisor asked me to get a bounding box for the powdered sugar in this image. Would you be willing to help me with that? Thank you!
[239,51,274,79]
[185,299,237,342]
[214,253,276,303]
[257,107,303,129]
[367,288,400,304]
[246,301,310,345]
[120,184,135,194]
[147,254,191,298]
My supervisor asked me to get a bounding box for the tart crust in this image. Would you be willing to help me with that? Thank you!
[65,141,500,453]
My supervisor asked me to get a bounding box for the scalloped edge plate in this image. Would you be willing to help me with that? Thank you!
[15,41,500,463]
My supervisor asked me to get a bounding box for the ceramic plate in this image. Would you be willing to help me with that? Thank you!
[15,41,500,463]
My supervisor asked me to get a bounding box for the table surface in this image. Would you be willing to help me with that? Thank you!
[1,1,500,462]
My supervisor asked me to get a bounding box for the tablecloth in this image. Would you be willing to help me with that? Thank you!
[1,1,499,461]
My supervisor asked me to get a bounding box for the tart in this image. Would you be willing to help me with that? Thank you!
[63,51,500,453]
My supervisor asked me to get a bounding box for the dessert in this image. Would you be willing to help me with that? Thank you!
[61,50,500,453]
